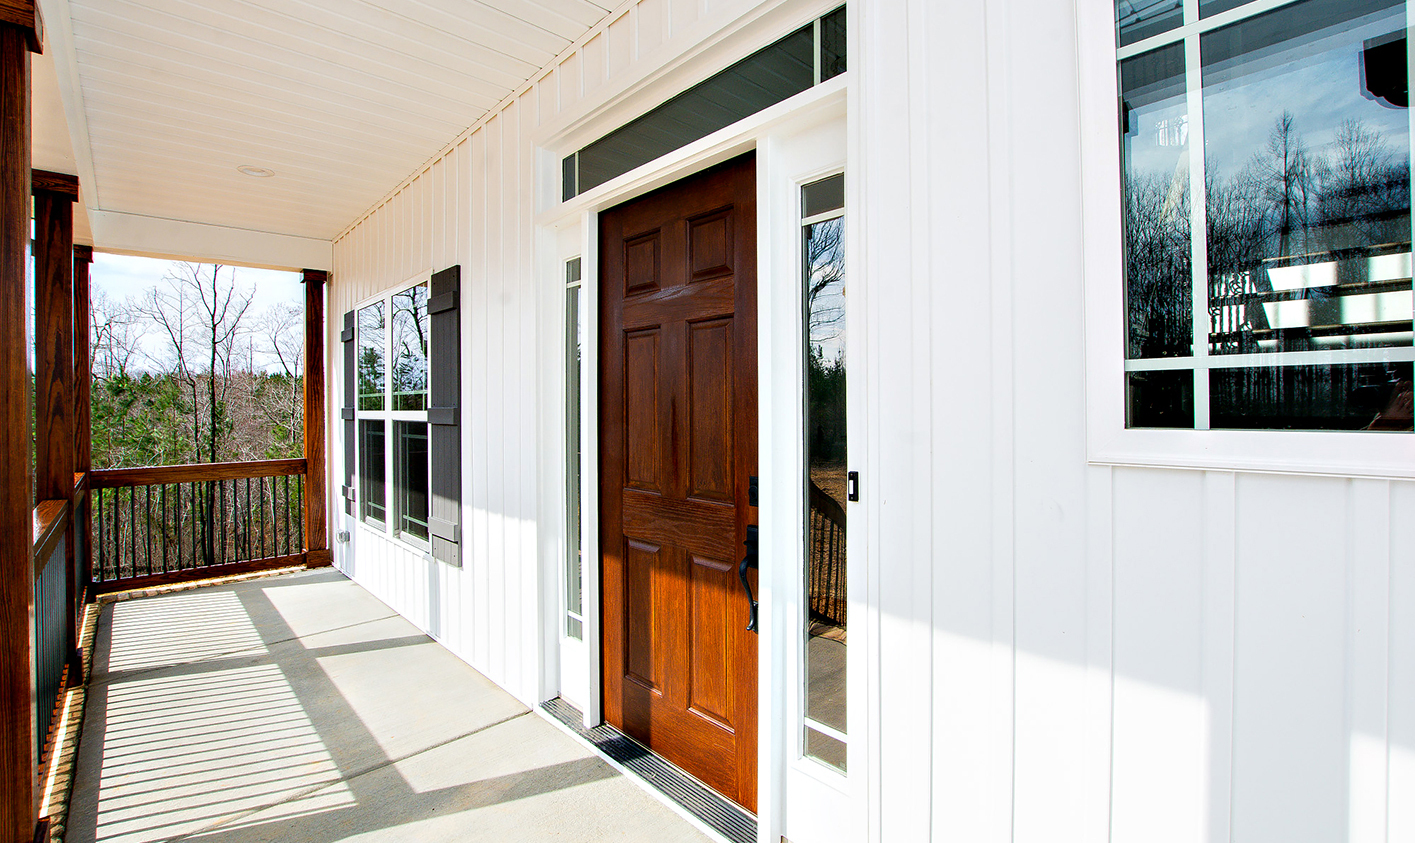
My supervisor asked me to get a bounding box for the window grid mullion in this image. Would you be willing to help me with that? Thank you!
[1184,31,1212,429]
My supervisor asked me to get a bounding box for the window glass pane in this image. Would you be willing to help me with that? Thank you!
[391,284,429,411]
[820,5,847,81]
[357,302,386,411]
[1211,362,1412,430]
[1200,0,1254,17]
[359,420,386,527]
[1127,370,1196,428]
[1202,0,1411,356]
[395,421,429,541]
[1121,43,1194,359]
[565,281,583,639]
[803,173,845,218]
[1117,0,1184,47]
[805,727,847,772]
[803,199,847,765]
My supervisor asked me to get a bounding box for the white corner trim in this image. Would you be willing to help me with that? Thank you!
[89,209,332,271]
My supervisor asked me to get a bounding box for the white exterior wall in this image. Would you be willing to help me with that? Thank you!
[327,0,772,708]
[863,1,1415,843]
[327,0,1415,840]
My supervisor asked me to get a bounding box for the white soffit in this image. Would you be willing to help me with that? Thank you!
[38,0,613,262]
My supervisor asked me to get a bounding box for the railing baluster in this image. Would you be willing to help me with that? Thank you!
[297,475,305,553]
[282,474,290,557]
[258,475,266,560]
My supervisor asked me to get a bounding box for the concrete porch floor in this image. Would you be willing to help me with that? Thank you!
[66,568,714,843]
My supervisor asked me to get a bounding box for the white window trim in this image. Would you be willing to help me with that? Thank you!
[353,272,435,550]
[1078,0,1415,479]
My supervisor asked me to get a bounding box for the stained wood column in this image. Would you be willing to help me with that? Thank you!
[302,269,329,567]
[33,171,79,686]
[73,245,93,599]
[1,5,44,842]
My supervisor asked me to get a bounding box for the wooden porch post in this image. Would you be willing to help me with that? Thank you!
[1,5,43,842]
[302,269,329,567]
[73,245,93,600]
[33,171,79,683]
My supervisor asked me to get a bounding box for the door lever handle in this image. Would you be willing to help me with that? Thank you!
[739,524,759,633]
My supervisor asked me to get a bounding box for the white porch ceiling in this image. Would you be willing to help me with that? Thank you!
[35,0,614,266]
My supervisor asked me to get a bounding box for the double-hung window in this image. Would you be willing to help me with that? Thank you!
[1117,0,1413,432]
[355,282,431,545]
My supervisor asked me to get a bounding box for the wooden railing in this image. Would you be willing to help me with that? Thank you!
[90,459,308,592]
[807,481,847,629]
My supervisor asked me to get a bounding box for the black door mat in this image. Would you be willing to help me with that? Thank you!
[541,697,757,843]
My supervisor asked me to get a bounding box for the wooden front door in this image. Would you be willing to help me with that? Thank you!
[600,153,758,811]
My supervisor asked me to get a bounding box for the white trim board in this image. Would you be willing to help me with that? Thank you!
[89,209,332,271]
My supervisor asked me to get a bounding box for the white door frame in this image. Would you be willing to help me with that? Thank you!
[531,29,863,843]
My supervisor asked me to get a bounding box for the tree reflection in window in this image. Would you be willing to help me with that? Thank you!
[390,284,428,411]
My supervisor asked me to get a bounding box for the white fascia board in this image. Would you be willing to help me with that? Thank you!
[89,210,332,272]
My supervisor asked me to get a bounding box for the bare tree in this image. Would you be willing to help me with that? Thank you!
[90,290,141,381]
[140,262,253,465]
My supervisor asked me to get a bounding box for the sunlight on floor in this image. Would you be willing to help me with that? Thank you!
[90,663,354,842]
[107,592,267,672]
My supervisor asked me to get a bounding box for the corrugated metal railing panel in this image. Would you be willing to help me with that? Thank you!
[34,533,69,763]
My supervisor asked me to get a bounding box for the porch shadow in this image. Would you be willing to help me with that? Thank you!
[65,569,711,843]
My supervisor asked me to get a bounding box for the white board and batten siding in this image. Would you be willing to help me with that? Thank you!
[328,0,767,707]
[863,1,1415,842]
[328,0,1415,841]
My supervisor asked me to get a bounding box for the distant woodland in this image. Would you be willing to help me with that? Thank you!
[90,262,303,469]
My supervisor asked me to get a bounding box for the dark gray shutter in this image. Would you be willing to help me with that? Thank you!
[341,310,356,515]
[428,266,462,567]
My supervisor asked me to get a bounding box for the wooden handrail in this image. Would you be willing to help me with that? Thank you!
[91,458,307,489]
[32,500,69,578]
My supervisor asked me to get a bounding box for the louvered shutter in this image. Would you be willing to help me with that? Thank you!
[341,310,356,515]
[428,266,462,567]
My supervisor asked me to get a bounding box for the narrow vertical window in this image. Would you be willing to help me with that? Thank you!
[801,173,847,772]
[359,420,386,527]
[565,257,585,641]
[390,283,428,411]
[394,421,429,541]
[357,302,385,411]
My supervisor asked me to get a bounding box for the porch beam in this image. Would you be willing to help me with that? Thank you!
[1,7,41,842]
[302,269,329,567]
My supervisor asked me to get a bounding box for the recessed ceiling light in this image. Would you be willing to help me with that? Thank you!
[237,165,275,178]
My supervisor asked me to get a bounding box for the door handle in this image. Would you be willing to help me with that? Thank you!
[739,524,759,634]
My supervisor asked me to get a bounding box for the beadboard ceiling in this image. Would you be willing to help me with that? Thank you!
[36,0,614,263]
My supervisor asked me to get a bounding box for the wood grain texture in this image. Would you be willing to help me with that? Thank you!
[600,153,758,811]
[0,24,35,842]
[92,553,306,594]
[31,502,68,578]
[301,269,327,562]
[29,171,77,199]
[91,458,306,489]
[0,0,39,52]
[33,190,73,504]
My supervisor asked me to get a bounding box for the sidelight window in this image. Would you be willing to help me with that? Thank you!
[565,257,585,641]
[1118,0,1413,431]
[802,173,848,773]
